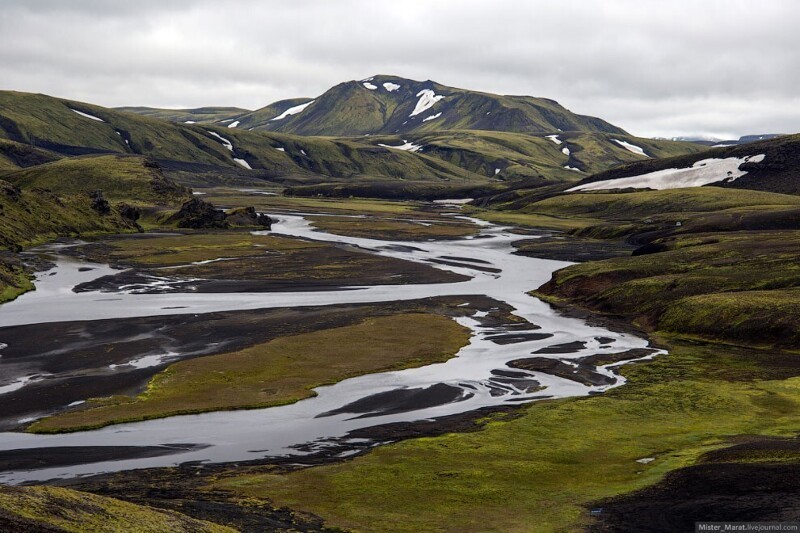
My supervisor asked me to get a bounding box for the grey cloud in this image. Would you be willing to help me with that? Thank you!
[0,0,797,138]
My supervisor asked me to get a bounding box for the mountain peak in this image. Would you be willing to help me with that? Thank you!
[235,75,626,137]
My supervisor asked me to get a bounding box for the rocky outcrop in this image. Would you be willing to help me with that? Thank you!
[166,198,228,229]
[225,206,273,228]
[0,180,21,202]
[117,203,141,223]
[88,190,111,215]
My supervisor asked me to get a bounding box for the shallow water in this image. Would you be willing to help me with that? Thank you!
[0,213,659,483]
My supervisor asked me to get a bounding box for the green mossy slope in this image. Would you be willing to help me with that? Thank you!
[0,485,234,532]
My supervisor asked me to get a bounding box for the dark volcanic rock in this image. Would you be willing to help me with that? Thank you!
[589,456,800,531]
[88,190,111,215]
[117,203,141,222]
[0,180,21,201]
[167,198,228,229]
[225,206,273,229]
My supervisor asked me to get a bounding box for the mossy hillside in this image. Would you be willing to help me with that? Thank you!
[476,186,800,238]
[0,91,236,166]
[0,485,234,532]
[537,229,800,347]
[1,90,486,184]
[167,127,699,188]
[0,254,33,304]
[215,337,800,532]
[659,289,800,347]
[0,138,61,172]
[215,126,489,183]
[0,91,486,184]
[1,90,703,188]
[115,105,251,124]
[0,180,139,251]
[224,98,315,130]
[577,133,800,195]
[29,313,471,433]
[251,75,628,136]
[3,154,192,206]
[496,186,800,218]
[364,130,704,182]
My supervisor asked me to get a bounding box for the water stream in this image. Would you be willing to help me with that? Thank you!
[0,212,660,483]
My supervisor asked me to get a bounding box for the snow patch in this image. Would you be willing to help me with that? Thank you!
[564,165,583,173]
[612,139,649,157]
[70,109,104,122]
[184,120,196,124]
[116,131,130,146]
[227,120,240,128]
[562,147,570,156]
[568,155,766,192]
[363,82,377,90]
[422,112,442,122]
[432,198,473,205]
[0,375,48,396]
[383,82,401,92]
[110,352,181,370]
[636,457,655,464]
[275,147,285,152]
[378,140,422,152]
[300,149,307,156]
[546,134,562,145]
[271,100,314,121]
[207,131,233,151]
[233,158,252,170]
[494,168,501,175]
[410,89,444,117]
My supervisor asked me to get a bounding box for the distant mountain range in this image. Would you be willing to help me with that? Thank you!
[117,75,627,137]
[0,79,705,187]
[657,134,786,147]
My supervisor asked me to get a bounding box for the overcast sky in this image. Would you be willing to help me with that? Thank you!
[1,0,797,139]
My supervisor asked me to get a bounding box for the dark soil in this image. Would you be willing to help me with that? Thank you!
[0,445,208,472]
[510,357,617,387]
[589,437,800,532]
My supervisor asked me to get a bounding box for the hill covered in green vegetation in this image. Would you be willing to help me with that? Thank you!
[126,75,629,137]
[3,154,191,206]
[0,485,234,532]
[0,89,707,189]
[115,105,250,125]
[570,133,800,195]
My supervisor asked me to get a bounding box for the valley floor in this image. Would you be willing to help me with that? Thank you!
[0,192,799,532]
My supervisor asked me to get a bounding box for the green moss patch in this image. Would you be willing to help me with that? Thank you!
[214,338,800,532]
[0,485,233,532]
[29,313,471,433]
